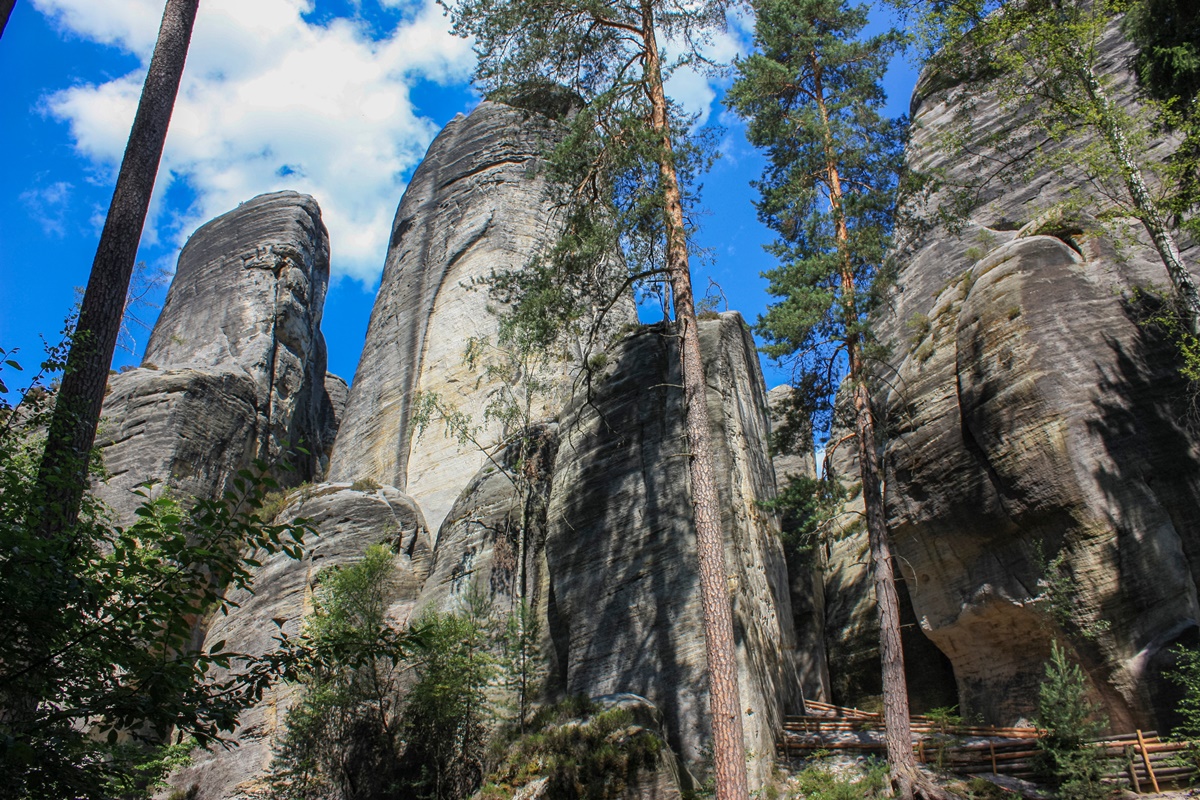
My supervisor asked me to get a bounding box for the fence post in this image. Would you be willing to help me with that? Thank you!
[1136,730,1160,793]
[1125,744,1142,794]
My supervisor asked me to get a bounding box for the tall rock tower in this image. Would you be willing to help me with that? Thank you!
[96,191,343,519]
[329,101,584,536]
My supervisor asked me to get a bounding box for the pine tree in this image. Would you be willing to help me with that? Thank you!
[37,0,199,536]
[440,2,748,797]
[725,3,939,798]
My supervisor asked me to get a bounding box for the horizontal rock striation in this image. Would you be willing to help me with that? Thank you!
[97,191,341,518]
[543,313,802,785]
[821,20,1200,727]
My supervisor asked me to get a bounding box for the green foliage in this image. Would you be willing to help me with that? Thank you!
[1124,0,1200,105]
[767,474,849,554]
[0,349,316,799]
[270,566,508,800]
[906,0,1199,277]
[786,757,890,800]
[1034,544,1112,640]
[906,312,932,348]
[400,597,499,800]
[1164,643,1200,775]
[269,544,420,800]
[961,776,1009,800]
[1034,641,1113,800]
[924,706,963,769]
[441,0,724,353]
[1167,644,1200,740]
[482,698,664,800]
[725,0,906,438]
[496,599,546,731]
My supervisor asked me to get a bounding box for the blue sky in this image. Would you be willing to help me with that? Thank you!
[0,0,916,395]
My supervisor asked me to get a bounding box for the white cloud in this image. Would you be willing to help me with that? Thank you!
[662,6,754,125]
[19,180,74,236]
[35,0,475,284]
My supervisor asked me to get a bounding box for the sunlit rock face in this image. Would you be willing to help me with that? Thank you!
[97,191,341,520]
[328,101,613,537]
[821,20,1200,728]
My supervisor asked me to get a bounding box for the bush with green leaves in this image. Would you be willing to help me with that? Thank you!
[787,758,892,800]
[1163,642,1200,779]
[399,598,499,800]
[270,564,503,800]
[1033,641,1113,800]
[268,544,418,800]
[0,348,316,799]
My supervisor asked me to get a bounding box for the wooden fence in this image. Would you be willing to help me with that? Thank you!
[779,702,1197,793]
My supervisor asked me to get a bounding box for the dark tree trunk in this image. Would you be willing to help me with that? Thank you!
[37,0,199,536]
[854,380,923,800]
[0,0,15,39]
[640,4,749,798]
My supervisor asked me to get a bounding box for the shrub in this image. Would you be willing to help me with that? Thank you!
[0,350,316,799]
[269,544,415,799]
[1033,641,1113,800]
[789,757,889,800]
[482,698,665,800]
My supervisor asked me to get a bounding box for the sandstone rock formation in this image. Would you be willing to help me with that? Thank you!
[402,313,803,786]
[97,191,341,519]
[137,103,803,797]
[818,22,1200,728]
[173,484,432,800]
[328,101,618,536]
[542,313,802,784]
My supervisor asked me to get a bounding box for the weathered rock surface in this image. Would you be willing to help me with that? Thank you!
[97,367,259,521]
[819,20,1200,727]
[767,385,831,704]
[543,313,802,785]
[144,190,338,476]
[329,102,597,535]
[97,192,340,518]
[170,484,431,800]
[476,694,693,800]
[414,424,558,620]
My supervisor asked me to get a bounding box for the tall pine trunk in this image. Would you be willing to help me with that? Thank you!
[0,0,15,39]
[640,4,749,798]
[812,53,922,800]
[37,0,199,536]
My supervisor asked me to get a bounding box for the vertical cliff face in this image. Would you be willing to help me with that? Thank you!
[541,314,801,784]
[96,191,342,519]
[145,190,338,474]
[136,102,814,798]
[823,21,1200,728]
[328,101,589,536]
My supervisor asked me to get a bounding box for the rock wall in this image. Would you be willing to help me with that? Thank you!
[822,21,1200,727]
[97,191,342,519]
[173,485,431,800]
[329,101,597,536]
[542,313,802,784]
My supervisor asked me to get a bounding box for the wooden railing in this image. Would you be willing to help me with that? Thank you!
[779,702,1197,793]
